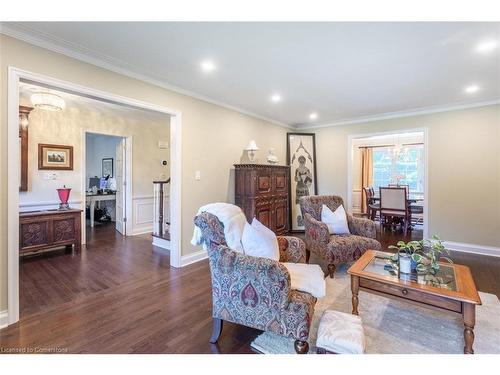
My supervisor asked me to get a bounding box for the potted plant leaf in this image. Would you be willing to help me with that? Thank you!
[388,240,421,275]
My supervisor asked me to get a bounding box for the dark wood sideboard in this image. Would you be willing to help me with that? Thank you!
[234,164,290,235]
[19,209,82,256]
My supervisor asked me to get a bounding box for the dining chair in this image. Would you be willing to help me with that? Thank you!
[388,183,409,197]
[379,187,410,235]
[363,187,380,220]
[410,203,424,226]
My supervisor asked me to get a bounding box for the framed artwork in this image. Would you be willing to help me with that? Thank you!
[102,158,114,177]
[38,144,73,170]
[286,133,318,231]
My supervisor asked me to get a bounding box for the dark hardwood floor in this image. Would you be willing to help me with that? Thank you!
[1,222,498,353]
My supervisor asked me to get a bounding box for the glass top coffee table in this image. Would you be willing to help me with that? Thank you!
[348,250,482,354]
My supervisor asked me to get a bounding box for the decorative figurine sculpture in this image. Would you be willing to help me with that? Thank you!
[267,148,278,164]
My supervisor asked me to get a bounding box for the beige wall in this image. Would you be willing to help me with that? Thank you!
[19,104,169,207]
[309,104,500,247]
[0,35,290,311]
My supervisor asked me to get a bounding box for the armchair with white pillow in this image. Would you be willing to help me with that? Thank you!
[300,195,381,278]
[193,204,324,354]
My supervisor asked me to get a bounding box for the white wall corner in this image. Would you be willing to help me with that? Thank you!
[181,249,208,267]
[0,310,8,329]
[152,236,170,250]
[444,241,500,258]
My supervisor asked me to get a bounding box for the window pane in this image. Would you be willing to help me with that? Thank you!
[372,145,424,193]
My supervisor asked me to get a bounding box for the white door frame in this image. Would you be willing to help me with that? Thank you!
[7,66,183,326]
[346,127,429,239]
[81,130,133,244]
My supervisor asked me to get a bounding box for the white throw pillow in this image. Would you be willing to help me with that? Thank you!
[321,204,350,235]
[283,262,326,298]
[241,218,280,261]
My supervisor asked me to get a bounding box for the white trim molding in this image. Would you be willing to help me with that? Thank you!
[180,250,208,267]
[152,236,170,251]
[445,241,500,258]
[0,310,8,329]
[19,200,83,211]
[298,99,500,130]
[0,23,292,130]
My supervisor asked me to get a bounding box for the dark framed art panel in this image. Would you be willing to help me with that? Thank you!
[102,158,114,177]
[286,132,318,232]
[38,144,73,170]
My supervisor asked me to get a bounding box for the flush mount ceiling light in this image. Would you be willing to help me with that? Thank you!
[31,92,65,111]
[309,112,318,120]
[271,94,281,103]
[464,85,480,94]
[200,60,216,73]
[476,40,498,53]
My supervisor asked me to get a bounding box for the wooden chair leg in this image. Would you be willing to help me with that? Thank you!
[327,264,336,279]
[306,249,311,264]
[209,318,223,344]
[294,340,309,354]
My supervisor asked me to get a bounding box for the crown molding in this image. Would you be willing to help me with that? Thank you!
[0,23,294,130]
[2,23,499,132]
[296,99,500,130]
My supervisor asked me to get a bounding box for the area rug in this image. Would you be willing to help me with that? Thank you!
[251,265,500,354]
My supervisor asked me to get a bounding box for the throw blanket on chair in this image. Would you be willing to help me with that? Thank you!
[191,202,247,252]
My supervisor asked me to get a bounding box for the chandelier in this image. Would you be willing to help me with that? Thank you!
[31,92,65,111]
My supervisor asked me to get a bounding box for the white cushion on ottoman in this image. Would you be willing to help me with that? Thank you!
[316,310,366,354]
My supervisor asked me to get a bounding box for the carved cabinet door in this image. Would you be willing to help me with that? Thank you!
[53,217,77,245]
[20,219,50,249]
[254,199,274,230]
[273,196,289,235]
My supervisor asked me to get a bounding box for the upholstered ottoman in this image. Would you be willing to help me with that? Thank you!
[316,310,366,354]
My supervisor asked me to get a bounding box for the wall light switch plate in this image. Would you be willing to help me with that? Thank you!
[158,141,169,149]
[44,172,58,180]
[195,171,201,181]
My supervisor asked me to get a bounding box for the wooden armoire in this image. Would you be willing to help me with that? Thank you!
[234,164,290,235]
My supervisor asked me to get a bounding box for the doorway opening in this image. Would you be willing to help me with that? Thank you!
[347,129,429,241]
[8,67,182,326]
[84,132,128,238]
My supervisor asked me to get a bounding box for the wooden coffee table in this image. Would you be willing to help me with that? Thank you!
[348,250,482,354]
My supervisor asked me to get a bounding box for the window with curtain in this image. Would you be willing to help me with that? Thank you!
[372,144,424,193]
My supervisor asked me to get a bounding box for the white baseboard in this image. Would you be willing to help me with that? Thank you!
[152,236,170,250]
[0,310,8,329]
[181,249,208,267]
[445,241,500,258]
[131,229,153,236]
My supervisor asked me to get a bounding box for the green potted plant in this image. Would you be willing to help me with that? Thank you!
[411,235,453,275]
[388,240,421,274]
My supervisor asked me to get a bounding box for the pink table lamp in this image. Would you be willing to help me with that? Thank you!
[57,185,71,210]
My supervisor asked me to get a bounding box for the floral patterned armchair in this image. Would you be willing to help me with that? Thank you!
[300,195,381,278]
[194,212,316,354]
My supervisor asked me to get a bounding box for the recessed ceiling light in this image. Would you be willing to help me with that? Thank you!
[271,94,281,103]
[309,112,318,120]
[200,60,216,73]
[464,85,480,94]
[476,40,498,53]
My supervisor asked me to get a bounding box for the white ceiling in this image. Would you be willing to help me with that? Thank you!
[19,82,169,123]
[4,22,500,128]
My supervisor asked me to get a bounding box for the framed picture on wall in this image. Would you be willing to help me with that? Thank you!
[102,158,113,177]
[38,144,73,170]
[286,133,318,231]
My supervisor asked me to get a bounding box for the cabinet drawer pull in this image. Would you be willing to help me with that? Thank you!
[402,289,408,295]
